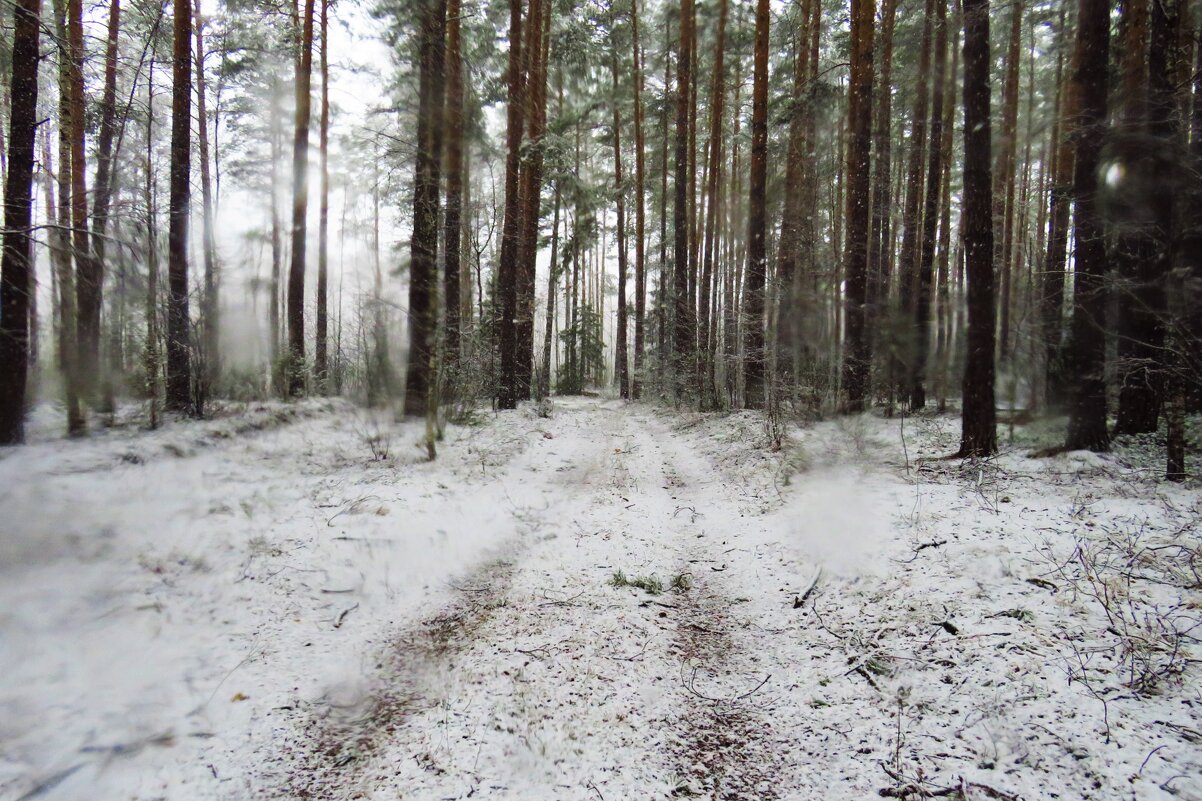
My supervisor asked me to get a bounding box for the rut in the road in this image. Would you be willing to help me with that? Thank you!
[655,421,787,801]
[273,555,520,800]
[669,576,785,801]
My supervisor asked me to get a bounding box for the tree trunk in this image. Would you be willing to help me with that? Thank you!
[657,15,671,382]
[443,0,464,374]
[909,0,949,410]
[672,0,694,402]
[867,0,896,346]
[611,42,630,399]
[195,0,218,401]
[515,0,548,400]
[286,0,316,396]
[68,0,100,405]
[630,0,647,399]
[51,0,84,434]
[269,76,282,384]
[0,0,40,443]
[895,0,935,404]
[1063,0,1111,452]
[774,0,811,393]
[89,0,121,406]
[497,0,525,409]
[743,0,768,409]
[144,55,161,428]
[958,0,997,457]
[839,0,875,412]
[315,0,331,390]
[166,0,194,413]
[1113,0,1163,436]
[994,0,1023,365]
[1042,21,1078,411]
[699,0,729,409]
[404,0,447,416]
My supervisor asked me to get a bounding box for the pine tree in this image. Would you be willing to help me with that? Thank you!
[957,0,997,457]
[840,0,875,412]
[1063,0,1111,452]
[166,0,194,413]
[0,0,41,444]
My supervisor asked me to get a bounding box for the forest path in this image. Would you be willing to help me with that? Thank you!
[277,397,825,801]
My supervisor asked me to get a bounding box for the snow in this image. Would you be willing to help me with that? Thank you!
[1,398,1199,801]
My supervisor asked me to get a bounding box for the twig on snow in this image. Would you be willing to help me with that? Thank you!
[334,603,359,629]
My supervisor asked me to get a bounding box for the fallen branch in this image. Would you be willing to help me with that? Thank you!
[334,603,359,629]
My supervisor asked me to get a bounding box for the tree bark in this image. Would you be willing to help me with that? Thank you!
[405,0,447,416]
[994,0,1023,365]
[699,0,728,409]
[68,0,100,404]
[839,0,875,412]
[286,0,316,396]
[743,0,769,409]
[909,0,949,409]
[0,0,40,443]
[1113,0,1163,436]
[443,0,464,374]
[315,0,331,390]
[195,0,219,401]
[630,0,647,399]
[867,0,896,340]
[958,0,997,457]
[497,0,525,409]
[774,0,812,392]
[611,40,630,399]
[1064,0,1111,452]
[88,0,121,404]
[515,0,548,400]
[672,0,694,402]
[269,76,282,383]
[166,0,194,413]
[895,0,936,404]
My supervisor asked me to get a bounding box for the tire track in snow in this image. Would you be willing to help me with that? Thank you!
[274,555,521,800]
[629,408,788,800]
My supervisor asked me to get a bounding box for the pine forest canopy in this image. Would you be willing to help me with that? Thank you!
[0,0,1198,478]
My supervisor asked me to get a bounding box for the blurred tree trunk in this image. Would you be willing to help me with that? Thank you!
[1042,19,1077,412]
[1064,0,1111,452]
[315,0,331,390]
[839,0,875,412]
[774,0,810,393]
[631,0,647,399]
[404,0,447,416]
[515,0,547,399]
[672,0,694,402]
[867,0,896,370]
[497,0,525,409]
[166,0,194,413]
[0,0,41,444]
[958,0,997,457]
[743,0,768,410]
[909,0,949,409]
[443,0,463,375]
[90,0,121,408]
[1113,0,1163,436]
[195,0,219,400]
[286,0,316,397]
[895,0,935,405]
[68,0,100,405]
[611,41,630,399]
[994,0,1022,365]
[699,0,728,409]
[269,76,282,384]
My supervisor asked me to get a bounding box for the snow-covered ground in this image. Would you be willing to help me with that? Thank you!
[1,398,1199,800]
